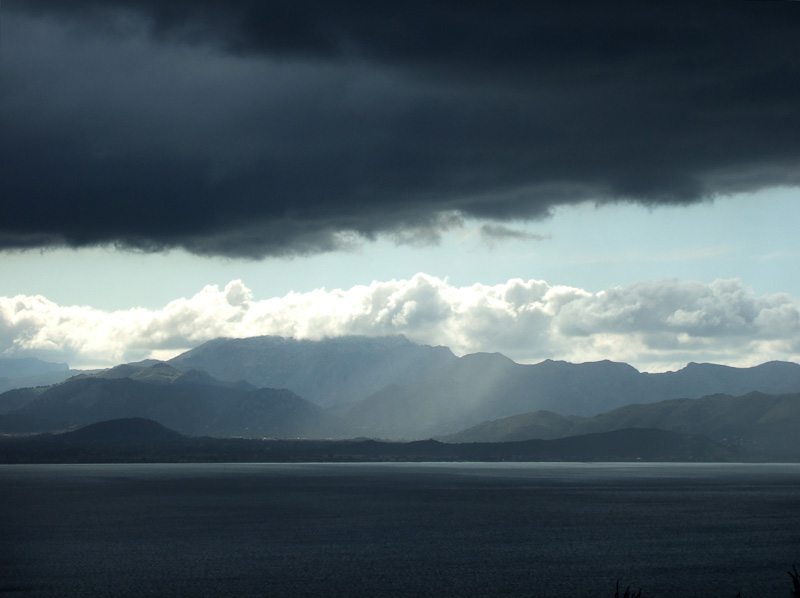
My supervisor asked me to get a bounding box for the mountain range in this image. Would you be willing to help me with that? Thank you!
[1,335,800,461]
[165,336,800,438]
[442,391,800,461]
[168,335,456,410]
[0,362,338,439]
[345,353,800,438]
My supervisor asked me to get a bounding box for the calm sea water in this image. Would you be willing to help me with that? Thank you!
[1,463,799,597]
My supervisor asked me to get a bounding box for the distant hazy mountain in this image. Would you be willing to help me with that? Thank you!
[0,357,79,394]
[443,391,800,460]
[0,363,342,438]
[0,357,68,379]
[346,355,800,438]
[168,335,456,409]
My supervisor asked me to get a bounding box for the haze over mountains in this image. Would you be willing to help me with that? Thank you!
[168,335,456,409]
[345,354,800,438]
[2,335,800,460]
[169,336,800,438]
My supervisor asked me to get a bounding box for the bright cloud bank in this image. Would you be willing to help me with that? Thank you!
[2,274,799,371]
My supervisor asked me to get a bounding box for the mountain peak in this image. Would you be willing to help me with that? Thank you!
[168,334,457,407]
[459,352,515,364]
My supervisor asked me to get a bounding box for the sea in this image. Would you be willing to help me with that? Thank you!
[1,462,799,598]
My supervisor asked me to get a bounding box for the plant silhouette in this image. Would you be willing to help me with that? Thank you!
[615,580,642,598]
[789,564,800,597]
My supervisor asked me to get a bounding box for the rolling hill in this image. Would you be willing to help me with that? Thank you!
[442,391,800,460]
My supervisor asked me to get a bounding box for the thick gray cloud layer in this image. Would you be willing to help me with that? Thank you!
[3,1,800,257]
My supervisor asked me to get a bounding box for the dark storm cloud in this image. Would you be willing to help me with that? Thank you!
[3,1,800,257]
[478,224,549,246]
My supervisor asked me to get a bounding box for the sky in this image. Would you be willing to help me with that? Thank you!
[2,1,800,372]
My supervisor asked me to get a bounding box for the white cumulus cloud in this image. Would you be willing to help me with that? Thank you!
[1,275,799,371]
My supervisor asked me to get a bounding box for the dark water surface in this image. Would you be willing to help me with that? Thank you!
[1,463,799,597]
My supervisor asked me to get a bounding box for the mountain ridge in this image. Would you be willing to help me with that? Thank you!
[167,334,457,409]
[2,336,800,449]
[0,374,340,439]
[442,391,800,460]
[346,353,800,438]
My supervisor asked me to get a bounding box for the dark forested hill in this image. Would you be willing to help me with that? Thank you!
[60,417,185,445]
[0,420,738,464]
